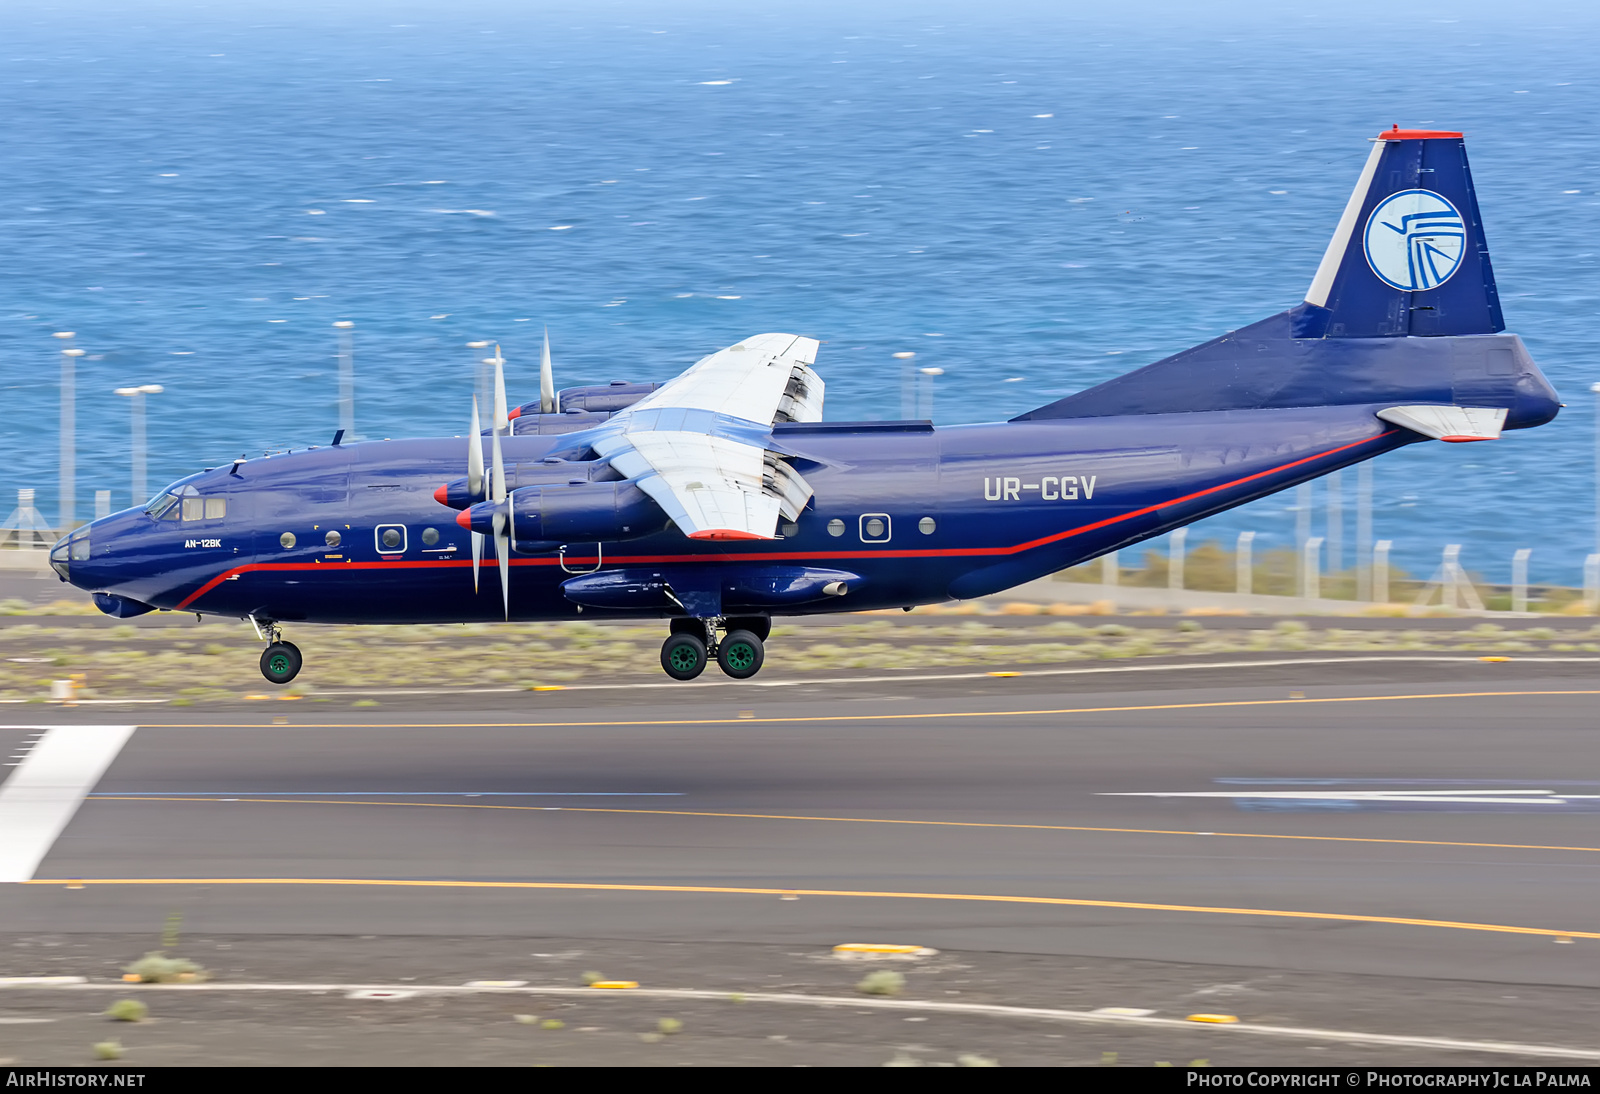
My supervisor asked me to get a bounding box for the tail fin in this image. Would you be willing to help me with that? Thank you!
[1296,126,1503,338]
[1013,127,1558,426]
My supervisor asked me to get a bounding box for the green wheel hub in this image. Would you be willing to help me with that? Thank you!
[669,644,701,672]
[723,641,756,672]
[268,652,292,675]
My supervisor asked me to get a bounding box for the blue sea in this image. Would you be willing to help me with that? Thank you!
[3,0,1598,585]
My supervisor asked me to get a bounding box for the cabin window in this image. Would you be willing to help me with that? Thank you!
[376,524,407,553]
[919,517,936,535]
[204,498,226,520]
[826,519,845,537]
[860,514,891,543]
[421,527,440,546]
[324,530,341,548]
[280,532,296,549]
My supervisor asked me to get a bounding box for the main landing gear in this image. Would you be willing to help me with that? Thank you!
[250,616,302,685]
[660,616,769,681]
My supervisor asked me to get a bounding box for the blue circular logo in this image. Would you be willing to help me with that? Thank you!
[1363,189,1467,291]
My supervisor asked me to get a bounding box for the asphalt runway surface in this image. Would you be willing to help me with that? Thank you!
[3,660,1599,1066]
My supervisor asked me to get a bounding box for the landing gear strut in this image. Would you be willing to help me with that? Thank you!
[659,616,768,681]
[250,615,303,686]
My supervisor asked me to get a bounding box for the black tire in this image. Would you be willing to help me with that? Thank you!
[717,629,764,680]
[723,615,771,642]
[260,641,302,685]
[660,633,707,681]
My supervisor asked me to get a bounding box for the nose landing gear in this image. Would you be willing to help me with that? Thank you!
[658,616,768,681]
[250,615,303,685]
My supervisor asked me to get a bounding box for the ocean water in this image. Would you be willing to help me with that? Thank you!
[2,0,1598,585]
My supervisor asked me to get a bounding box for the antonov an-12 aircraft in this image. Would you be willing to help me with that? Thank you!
[53,127,1559,684]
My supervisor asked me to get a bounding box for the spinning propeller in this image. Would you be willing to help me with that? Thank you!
[438,335,564,619]
[490,344,510,620]
[453,346,512,617]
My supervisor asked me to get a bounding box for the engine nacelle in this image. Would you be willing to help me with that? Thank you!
[463,482,665,551]
[434,458,618,510]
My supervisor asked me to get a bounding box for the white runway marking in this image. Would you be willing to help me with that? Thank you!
[0,725,136,883]
[12,980,1599,1061]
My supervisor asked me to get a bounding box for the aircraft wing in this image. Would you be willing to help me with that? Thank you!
[588,333,823,541]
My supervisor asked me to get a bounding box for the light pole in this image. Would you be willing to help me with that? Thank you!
[918,366,943,421]
[467,340,490,415]
[114,385,163,506]
[54,332,78,533]
[1591,381,1600,562]
[894,352,916,418]
[335,321,355,441]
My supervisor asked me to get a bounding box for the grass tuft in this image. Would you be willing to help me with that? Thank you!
[104,999,148,1022]
[856,970,904,996]
[122,951,208,984]
[92,1041,123,1060]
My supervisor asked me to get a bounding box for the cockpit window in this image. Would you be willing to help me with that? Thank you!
[204,497,226,520]
[145,493,179,520]
[182,497,204,521]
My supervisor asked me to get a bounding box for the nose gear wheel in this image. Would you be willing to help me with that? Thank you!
[260,641,303,685]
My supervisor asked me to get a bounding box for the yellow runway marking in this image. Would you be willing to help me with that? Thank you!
[134,689,1600,730]
[26,876,1600,941]
[85,795,1600,857]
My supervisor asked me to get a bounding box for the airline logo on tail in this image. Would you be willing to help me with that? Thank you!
[1363,188,1466,291]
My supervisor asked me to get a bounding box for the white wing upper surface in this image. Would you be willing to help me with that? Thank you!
[589,333,823,541]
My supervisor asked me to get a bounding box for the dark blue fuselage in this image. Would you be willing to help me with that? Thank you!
[56,321,1560,626]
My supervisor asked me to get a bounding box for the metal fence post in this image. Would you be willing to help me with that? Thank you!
[1169,528,1187,591]
[1302,536,1323,601]
[1356,462,1373,601]
[1236,531,1256,595]
[1441,545,1463,610]
[1586,554,1600,614]
[1327,470,1343,574]
[1373,540,1392,604]
[1511,548,1531,614]
[1101,549,1119,588]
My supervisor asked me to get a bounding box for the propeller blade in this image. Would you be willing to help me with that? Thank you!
[471,530,483,593]
[492,344,509,434]
[467,395,484,497]
[540,328,555,413]
[490,411,507,503]
[493,509,510,621]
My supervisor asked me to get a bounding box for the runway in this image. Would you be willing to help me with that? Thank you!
[3,663,1599,1065]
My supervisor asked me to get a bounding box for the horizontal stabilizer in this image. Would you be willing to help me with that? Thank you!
[1377,405,1506,442]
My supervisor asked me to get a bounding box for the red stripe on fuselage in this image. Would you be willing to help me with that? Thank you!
[174,431,1392,611]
